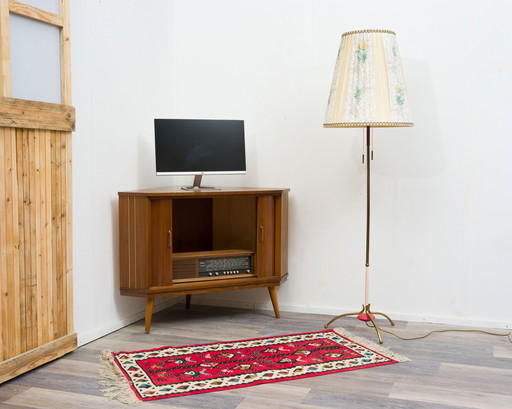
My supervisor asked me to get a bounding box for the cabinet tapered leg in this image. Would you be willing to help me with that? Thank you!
[145,297,154,334]
[185,294,191,309]
[268,287,280,318]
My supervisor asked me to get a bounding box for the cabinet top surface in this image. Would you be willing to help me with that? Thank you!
[118,186,290,197]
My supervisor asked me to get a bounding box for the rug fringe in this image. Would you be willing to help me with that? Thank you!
[333,327,410,362]
[98,350,141,406]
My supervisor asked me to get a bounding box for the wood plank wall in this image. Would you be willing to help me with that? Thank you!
[0,98,75,382]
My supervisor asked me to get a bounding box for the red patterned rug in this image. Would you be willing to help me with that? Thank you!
[100,328,408,403]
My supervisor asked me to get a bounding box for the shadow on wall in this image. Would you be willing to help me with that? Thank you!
[138,127,163,187]
[137,127,187,188]
[355,59,444,179]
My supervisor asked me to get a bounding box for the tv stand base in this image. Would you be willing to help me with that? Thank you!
[181,174,220,190]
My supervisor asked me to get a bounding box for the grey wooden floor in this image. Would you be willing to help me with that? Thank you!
[1,303,511,408]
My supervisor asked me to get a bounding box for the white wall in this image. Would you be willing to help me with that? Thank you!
[71,0,512,344]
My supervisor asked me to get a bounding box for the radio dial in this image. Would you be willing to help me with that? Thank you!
[197,255,253,278]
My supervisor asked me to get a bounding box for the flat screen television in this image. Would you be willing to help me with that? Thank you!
[154,118,246,189]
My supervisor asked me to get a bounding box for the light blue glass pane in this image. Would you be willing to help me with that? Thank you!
[19,0,58,14]
[10,13,61,104]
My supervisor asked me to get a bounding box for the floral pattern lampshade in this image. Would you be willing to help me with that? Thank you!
[324,30,413,128]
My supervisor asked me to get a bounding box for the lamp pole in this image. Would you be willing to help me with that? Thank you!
[324,126,395,344]
[365,126,371,308]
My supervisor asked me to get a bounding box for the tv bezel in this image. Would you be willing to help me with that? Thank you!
[154,118,247,177]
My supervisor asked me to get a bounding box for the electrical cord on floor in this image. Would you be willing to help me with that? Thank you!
[365,322,512,344]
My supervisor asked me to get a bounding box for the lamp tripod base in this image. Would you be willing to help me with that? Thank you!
[324,304,395,344]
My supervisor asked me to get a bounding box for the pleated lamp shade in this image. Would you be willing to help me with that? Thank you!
[324,29,413,128]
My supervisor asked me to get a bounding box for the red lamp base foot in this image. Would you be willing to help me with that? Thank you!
[357,313,376,322]
[324,304,396,344]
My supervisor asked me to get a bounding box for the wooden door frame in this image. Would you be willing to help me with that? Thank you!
[0,0,71,104]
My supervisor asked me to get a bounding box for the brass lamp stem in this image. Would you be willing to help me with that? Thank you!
[324,126,395,344]
[365,126,371,306]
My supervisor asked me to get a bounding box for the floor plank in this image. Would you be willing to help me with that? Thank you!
[0,304,510,408]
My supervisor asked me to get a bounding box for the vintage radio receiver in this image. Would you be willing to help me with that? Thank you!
[172,250,255,281]
[198,255,252,277]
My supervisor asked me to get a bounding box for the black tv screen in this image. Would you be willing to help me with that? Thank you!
[154,119,246,175]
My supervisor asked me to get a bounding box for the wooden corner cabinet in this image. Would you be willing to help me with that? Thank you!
[118,187,289,333]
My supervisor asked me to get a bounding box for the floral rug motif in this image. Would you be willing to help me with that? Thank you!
[100,328,408,403]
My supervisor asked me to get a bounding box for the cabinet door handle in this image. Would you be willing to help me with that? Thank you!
[168,230,172,249]
[259,226,264,242]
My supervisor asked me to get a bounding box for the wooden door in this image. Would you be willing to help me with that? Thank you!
[151,199,173,287]
[0,0,75,383]
[255,195,275,277]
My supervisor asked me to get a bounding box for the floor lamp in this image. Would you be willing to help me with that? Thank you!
[323,30,413,344]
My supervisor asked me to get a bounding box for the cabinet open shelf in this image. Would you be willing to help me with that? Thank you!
[172,274,256,284]
[173,249,254,259]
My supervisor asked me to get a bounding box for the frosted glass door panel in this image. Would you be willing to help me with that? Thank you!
[10,14,61,104]
[19,0,59,13]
